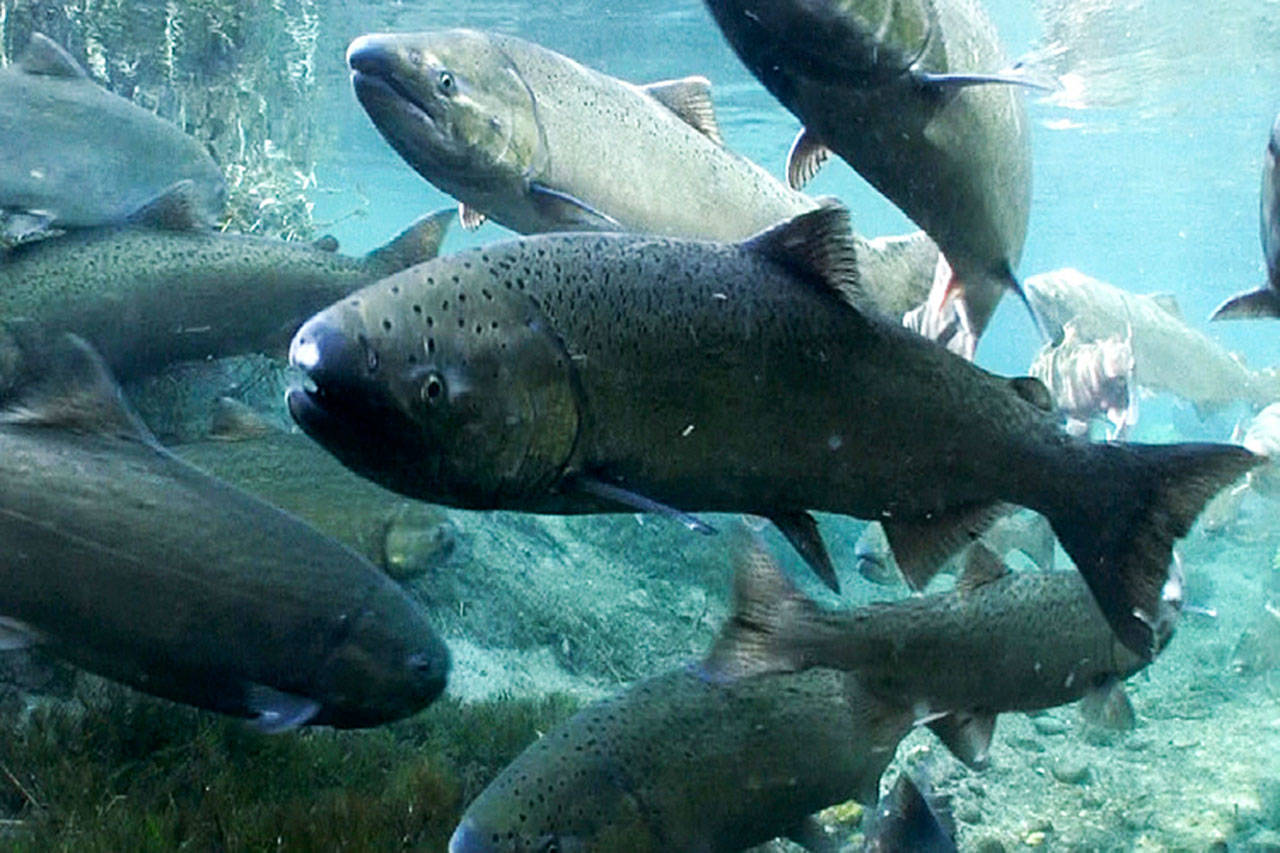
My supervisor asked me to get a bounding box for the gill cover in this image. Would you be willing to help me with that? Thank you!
[348,29,547,196]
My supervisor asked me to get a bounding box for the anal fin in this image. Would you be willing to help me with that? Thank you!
[882,503,1010,590]
[926,711,996,769]
[245,684,320,733]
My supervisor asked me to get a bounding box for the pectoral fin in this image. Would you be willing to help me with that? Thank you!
[245,684,321,733]
[574,476,715,534]
[769,510,839,592]
[125,180,207,231]
[1079,680,1136,731]
[0,617,43,650]
[0,210,60,249]
[459,203,487,231]
[529,183,622,230]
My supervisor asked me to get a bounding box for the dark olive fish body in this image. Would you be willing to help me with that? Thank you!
[450,668,909,853]
[0,206,451,380]
[703,0,1031,341]
[0,334,448,728]
[289,205,1256,655]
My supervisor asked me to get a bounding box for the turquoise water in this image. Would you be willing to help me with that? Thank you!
[3,0,1280,849]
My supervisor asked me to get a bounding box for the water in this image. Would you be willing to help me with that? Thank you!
[1,1,1280,850]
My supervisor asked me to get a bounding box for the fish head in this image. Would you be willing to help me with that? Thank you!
[313,585,450,727]
[450,728,656,853]
[347,30,543,201]
[288,258,582,507]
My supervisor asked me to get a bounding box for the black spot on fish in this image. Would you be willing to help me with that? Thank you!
[412,304,422,314]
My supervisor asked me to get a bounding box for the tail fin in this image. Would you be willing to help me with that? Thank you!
[697,532,820,683]
[365,207,455,273]
[1209,286,1280,320]
[1046,442,1257,658]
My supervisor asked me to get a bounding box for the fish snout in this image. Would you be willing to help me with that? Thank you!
[407,644,450,706]
[290,315,371,390]
[346,34,396,77]
[449,820,500,853]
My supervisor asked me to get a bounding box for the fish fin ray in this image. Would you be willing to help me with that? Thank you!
[882,502,1010,590]
[742,199,860,298]
[459,203,487,231]
[574,476,715,534]
[786,128,831,190]
[366,207,454,272]
[697,530,815,683]
[1210,287,1280,320]
[528,184,622,229]
[245,684,320,733]
[769,510,839,592]
[957,542,1010,594]
[926,712,995,769]
[640,76,723,145]
[17,33,87,79]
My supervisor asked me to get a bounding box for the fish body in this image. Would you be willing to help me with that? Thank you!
[0,331,448,728]
[1026,268,1280,412]
[450,668,911,853]
[345,29,939,319]
[702,0,1033,343]
[0,33,225,241]
[705,541,1148,719]
[1212,111,1280,319]
[0,196,451,380]
[288,204,1256,655]
[346,28,815,240]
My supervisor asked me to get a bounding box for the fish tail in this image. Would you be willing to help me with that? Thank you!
[695,530,821,683]
[1209,286,1280,321]
[1043,442,1257,658]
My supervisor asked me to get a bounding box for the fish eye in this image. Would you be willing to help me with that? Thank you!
[421,372,447,405]
[438,70,456,95]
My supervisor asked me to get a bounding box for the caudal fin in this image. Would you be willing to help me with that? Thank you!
[697,532,820,683]
[1046,442,1257,658]
[1209,286,1280,320]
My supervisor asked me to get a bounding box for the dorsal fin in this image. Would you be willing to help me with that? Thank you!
[1010,376,1054,412]
[742,199,859,297]
[640,76,723,145]
[957,542,1010,594]
[1145,291,1182,319]
[366,207,455,273]
[311,235,340,252]
[17,33,87,79]
[0,330,156,443]
[126,180,206,231]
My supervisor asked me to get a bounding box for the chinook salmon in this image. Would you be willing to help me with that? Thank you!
[1213,111,1280,320]
[0,182,452,380]
[1026,267,1280,414]
[703,538,1152,745]
[0,33,226,245]
[702,0,1041,353]
[449,539,1145,853]
[287,202,1256,656]
[0,330,449,729]
[345,28,939,321]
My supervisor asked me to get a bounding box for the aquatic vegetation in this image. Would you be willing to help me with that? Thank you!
[0,0,318,238]
[0,677,578,851]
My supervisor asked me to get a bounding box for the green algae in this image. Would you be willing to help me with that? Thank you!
[0,677,579,851]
